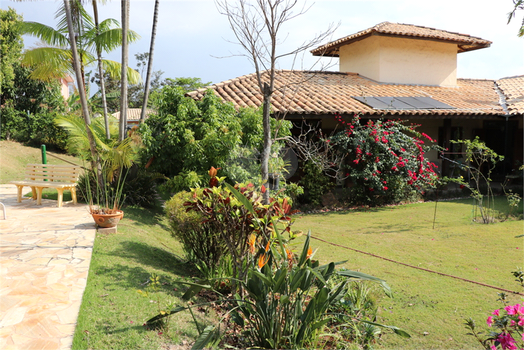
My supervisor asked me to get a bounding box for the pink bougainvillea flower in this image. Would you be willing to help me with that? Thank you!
[505,305,517,315]
[487,316,493,327]
[492,309,500,316]
[515,303,524,315]
[518,316,524,326]
[496,332,517,350]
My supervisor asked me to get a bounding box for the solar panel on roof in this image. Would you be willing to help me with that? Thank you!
[351,96,455,110]
[352,96,393,109]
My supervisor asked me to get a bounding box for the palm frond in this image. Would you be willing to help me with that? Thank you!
[55,0,94,34]
[22,47,73,81]
[102,59,142,84]
[21,21,69,47]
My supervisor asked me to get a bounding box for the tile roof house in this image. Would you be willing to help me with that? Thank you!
[187,22,523,178]
[112,108,156,125]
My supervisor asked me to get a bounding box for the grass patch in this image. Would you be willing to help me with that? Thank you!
[0,140,81,184]
[74,196,523,349]
[292,199,523,349]
[72,204,217,350]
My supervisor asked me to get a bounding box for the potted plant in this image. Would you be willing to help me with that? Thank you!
[56,115,139,229]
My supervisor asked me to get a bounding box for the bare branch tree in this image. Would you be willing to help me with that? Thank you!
[285,120,346,181]
[216,0,337,203]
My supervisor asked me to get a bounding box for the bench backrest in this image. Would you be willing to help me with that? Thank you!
[25,164,82,183]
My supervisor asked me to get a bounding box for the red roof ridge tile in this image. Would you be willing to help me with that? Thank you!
[311,22,491,56]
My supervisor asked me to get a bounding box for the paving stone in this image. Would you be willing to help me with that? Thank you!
[0,184,96,349]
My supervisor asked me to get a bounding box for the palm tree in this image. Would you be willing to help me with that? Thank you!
[139,0,159,124]
[118,0,129,141]
[91,0,111,139]
[62,0,98,171]
[21,0,142,120]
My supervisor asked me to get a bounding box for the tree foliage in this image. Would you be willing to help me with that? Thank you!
[138,86,291,187]
[0,9,67,148]
[0,8,23,94]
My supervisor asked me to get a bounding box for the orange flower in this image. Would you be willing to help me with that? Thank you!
[248,234,256,255]
[208,166,218,178]
[258,253,269,269]
[286,248,294,265]
[265,241,270,252]
[306,246,313,259]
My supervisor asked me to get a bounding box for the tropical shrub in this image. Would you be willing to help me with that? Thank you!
[1,64,68,150]
[330,114,441,206]
[180,167,295,288]
[145,231,408,349]
[165,189,227,279]
[299,159,334,206]
[138,87,291,188]
[120,166,161,208]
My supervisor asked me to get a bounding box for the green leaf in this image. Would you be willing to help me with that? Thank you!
[224,182,254,214]
[361,320,411,338]
[310,317,331,331]
[191,325,220,350]
[297,230,311,267]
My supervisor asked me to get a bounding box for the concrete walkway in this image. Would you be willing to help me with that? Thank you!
[0,184,96,349]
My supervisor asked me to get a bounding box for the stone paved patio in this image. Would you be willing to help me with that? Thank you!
[0,184,96,349]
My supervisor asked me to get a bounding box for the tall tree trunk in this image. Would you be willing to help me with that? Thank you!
[140,0,159,124]
[119,0,129,141]
[261,82,272,204]
[92,0,110,139]
[63,0,98,169]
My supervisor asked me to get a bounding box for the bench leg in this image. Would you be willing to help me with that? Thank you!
[30,186,37,200]
[56,188,64,208]
[15,185,23,203]
[71,188,78,205]
[35,187,43,205]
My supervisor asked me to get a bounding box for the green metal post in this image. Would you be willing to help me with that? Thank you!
[41,144,47,164]
[41,144,47,181]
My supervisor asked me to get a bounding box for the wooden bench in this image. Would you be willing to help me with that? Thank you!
[9,164,82,208]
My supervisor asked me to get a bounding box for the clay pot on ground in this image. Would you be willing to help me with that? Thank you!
[91,210,123,228]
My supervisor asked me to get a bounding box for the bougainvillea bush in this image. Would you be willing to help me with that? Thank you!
[330,114,441,206]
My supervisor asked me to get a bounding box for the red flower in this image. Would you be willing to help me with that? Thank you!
[383,186,388,191]
[460,184,465,189]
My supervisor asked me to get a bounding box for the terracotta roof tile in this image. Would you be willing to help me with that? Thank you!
[311,22,491,56]
[187,70,504,118]
[496,76,524,115]
[112,108,156,121]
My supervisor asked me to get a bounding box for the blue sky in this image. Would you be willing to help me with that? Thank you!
[2,0,523,86]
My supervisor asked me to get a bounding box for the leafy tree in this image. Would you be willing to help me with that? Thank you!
[0,9,67,148]
[161,77,211,92]
[138,86,291,187]
[0,8,23,96]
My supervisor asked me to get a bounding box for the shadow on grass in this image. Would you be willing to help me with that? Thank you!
[109,240,198,279]
[121,205,171,231]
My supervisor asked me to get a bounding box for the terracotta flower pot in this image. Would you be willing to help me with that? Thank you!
[91,210,123,228]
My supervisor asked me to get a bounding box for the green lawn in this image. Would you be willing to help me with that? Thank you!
[72,205,217,350]
[292,198,524,349]
[72,197,523,349]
